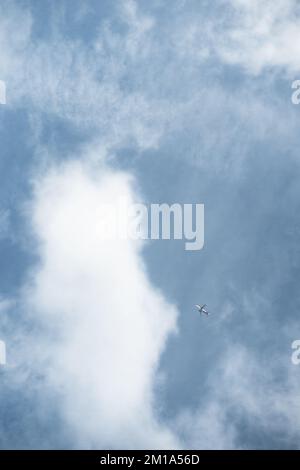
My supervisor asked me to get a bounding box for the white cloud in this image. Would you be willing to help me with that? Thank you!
[1,0,298,173]
[176,345,300,449]
[23,158,179,449]
[0,297,14,314]
[175,402,237,450]
[162,0,300,76]
[0,2,32,79]
[217,0,300,75]
[0,0,172,151]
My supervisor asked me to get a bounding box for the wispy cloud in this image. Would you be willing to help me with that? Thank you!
[175,345,300,449]
[216,0,300,75]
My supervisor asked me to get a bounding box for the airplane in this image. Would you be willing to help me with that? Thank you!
[195,304,210,316]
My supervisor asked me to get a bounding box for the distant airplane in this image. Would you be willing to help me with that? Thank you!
[195,304,210,316]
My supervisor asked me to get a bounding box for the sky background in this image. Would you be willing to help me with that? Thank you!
[0,0,300,449]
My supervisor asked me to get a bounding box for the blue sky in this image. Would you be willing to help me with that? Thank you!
[0,0,300,449]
